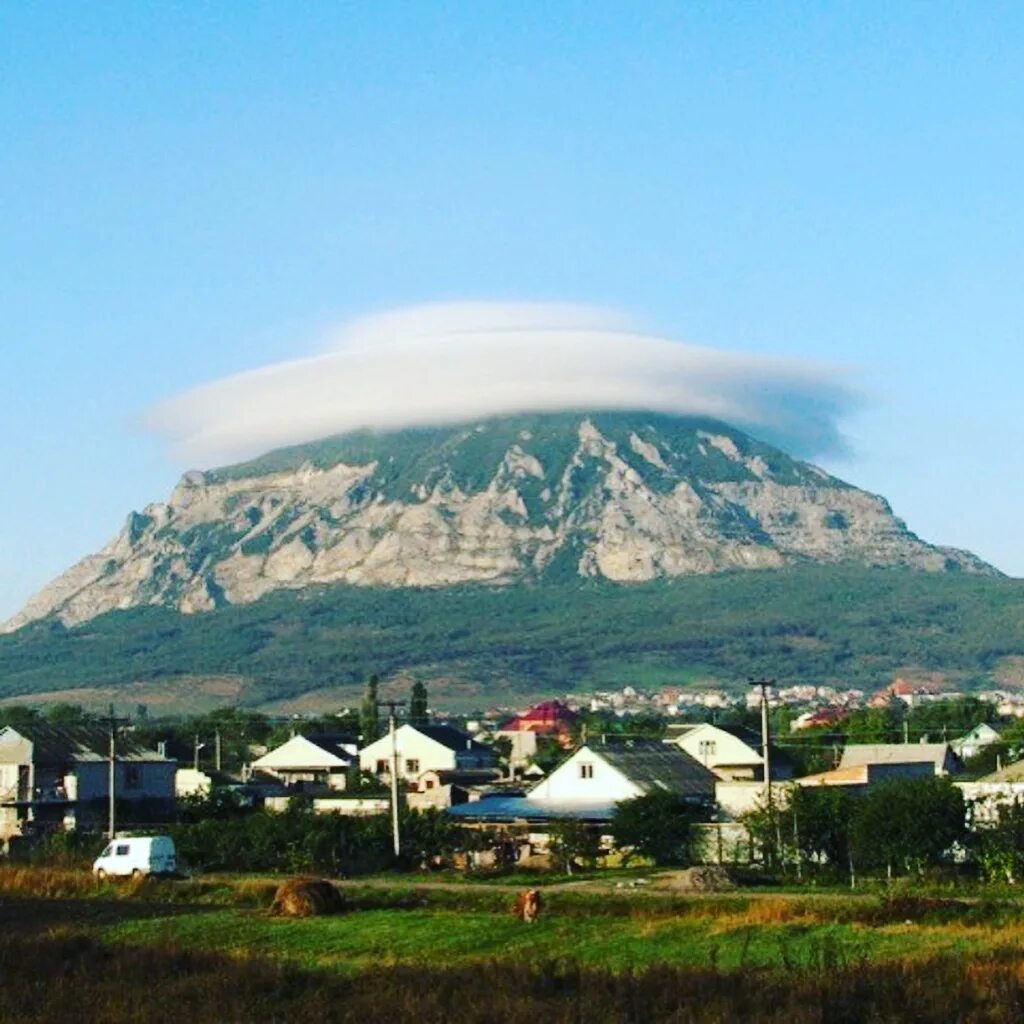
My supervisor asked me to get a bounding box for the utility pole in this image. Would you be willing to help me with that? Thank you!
[104,705,130,840]
[215,730,222,772]
[376,699,407,858]
[749,678,776,863]
[193,735,205,772]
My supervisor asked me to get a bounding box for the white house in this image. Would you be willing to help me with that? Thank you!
[667,723,793,782]
[957,760,1024,823]
[0,723,175,840]
[951,723,1010,761]
[251,733,357,792]
[359,724,495,781]
[525,741,715,814]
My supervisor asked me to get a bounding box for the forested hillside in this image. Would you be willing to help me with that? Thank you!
[1,566,1022,707]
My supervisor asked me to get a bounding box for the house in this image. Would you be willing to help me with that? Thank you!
[957,760,1024,823]
[495,700,579,767]
[251,733,358,793]
[796,761,935,789]
[838,743,963,777]
[359,724,496,782]
[791,707,849,732]
[407,768,505,811]
[0,723,175,840]
[528,741,715,810]
[951,722,1010,761]
[667,723,794,782]
[448,741,715,826]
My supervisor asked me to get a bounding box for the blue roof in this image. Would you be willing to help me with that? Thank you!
[446,796,616,823]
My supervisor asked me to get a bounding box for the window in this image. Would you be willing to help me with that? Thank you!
[124,765,141,790]
[579,762,594,779]
[698,740,717,758]
[425,780,435,790]
[115,844,129,856]
[405,759,420,774]
[375,760,388,775]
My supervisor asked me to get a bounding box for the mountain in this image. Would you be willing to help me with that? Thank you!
[3,411,995,635]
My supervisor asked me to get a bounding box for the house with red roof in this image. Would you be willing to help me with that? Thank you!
[495,700,579,767]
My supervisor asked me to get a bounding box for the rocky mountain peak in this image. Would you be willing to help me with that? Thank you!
[2,411,996,633]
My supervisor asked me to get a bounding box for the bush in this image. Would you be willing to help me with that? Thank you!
[611,791,700,866]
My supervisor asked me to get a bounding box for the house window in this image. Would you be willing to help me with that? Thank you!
[124,765,141,790]
[579,762,594,779]
[425,780,435,790]
[698,740,717,759]
[376,760,389,775]
[405,759,420,775]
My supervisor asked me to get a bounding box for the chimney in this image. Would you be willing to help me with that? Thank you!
[157,741,166,758]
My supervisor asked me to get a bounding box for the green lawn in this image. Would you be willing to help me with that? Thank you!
[105,906,997,974]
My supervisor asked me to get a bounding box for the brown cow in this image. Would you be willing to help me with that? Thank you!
[512,888,541,923]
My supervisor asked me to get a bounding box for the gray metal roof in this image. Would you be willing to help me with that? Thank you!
[594,741,716,799]
[0,723,172,765]
[415,724,492,754]
[839,743,959,772]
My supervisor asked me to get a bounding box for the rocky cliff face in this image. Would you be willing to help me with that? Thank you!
[3,411,995,632]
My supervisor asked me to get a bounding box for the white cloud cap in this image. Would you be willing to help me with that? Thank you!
[148,301,859,467]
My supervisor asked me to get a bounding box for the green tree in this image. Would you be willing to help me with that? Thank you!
[409,682,429,728]
[972,799,1024,884]
[360,674,380,744]
[611,790,700,866]
[547,818,601,874]
[746,784,856,875]
[850,776,966,879]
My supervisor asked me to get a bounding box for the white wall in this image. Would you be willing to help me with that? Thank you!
[359,726,457,779]
[673,725,762,777]
[527,747,640,805]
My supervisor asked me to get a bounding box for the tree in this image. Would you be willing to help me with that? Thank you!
[360,675,380,744]
[547,818,601,874]
[409,682,429,728]
[850,776,966,879]
[744,785,857,876]
[611,790,700,866]
[972,799,1024,884]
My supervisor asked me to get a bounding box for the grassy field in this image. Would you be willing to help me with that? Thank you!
[5,869,1024,1021]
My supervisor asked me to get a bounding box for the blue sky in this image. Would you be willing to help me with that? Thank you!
[2,3,1023,619]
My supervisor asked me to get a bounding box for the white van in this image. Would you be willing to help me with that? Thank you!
[93,836,177,879]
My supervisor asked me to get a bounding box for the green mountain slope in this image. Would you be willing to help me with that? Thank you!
[1,567,1022,708]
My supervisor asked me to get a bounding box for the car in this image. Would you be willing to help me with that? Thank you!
[93,835,177,879]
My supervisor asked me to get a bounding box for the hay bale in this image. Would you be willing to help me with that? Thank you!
[659,866,736,892]
[270,877,345,917]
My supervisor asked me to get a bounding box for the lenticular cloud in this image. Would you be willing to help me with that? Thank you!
[148,301,859,467]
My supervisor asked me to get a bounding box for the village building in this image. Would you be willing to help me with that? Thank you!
[448,740,715,826]
[951,722,1011,761]
[407,767,505,811]
[838,742,963,777]
[250,733,358,793]
[359,724,496,781]
[665,723,794,782]
[494,700,578,767]
[0,723,175,841]
[957,760,1024,823]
